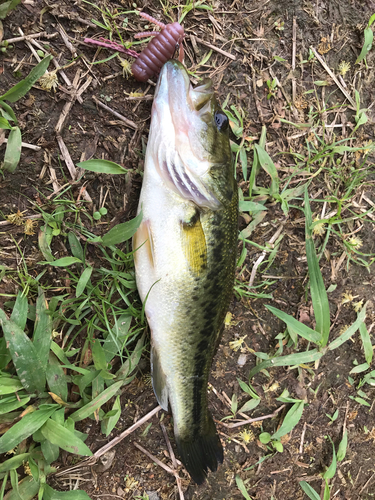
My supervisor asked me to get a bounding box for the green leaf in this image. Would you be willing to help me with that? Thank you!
[40,418,92,456]
[0,0,21,20]
[41,439,60,465]
[77,159,127,174]
[91,339,107,371]
[101,395,121,437]
[33,288,52,371]
[69,380,123,422]
[304,188,330,346]
[3,476,39,500]
[0,407,56,453]
[240,147,248,181]
[254,144,279,197]
[68,232,84,262]
[38,225,54,262]
[102,211,142,247]
[239,399,260,413]
[323,436,337,479]
[239,200,267,213]
[328,303,367,350]
[0,117,11,129]
[249,349,323,379]
[259,432,271,444]
[0,101,17,123]
[0,56,53,102]
[323,480,330,500]
[10,291,28,330]
[265,305,321,343]
[0,395,30,414]
[43,485,92,500]
[299,481,321,500]
[46,352,68,402]
[0,453,30,473]
[43,256,82,267]
[237,379,260,399]
[273,440,283,452]
[0,309,46,393]
[115,334,144,380]
[235,476,252,500]
[2,126,22,173]
[76,266,93,298]
[272,402,304,440]
[337,430,347,462]
[350,362,370,374]
[355,26,374,64]
[359,322,373,365]
[0,376,23,395]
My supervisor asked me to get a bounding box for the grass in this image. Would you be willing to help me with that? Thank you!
[1,3,375,499]
[0,184,145,500]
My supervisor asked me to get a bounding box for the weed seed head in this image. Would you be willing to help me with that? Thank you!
[229,335,247,351]
[119,58,132,79]
[6,210,25,225]
[338,60,351,76]
[238,428,255,444]
[348,236,363,249]
[38,70,59,92]
[353,299,364,312]
[312,217,326,236]
[341,292,354,304]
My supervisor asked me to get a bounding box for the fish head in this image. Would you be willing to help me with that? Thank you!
[149,60,234,209]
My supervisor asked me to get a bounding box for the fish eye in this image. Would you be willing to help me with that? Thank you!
[214,111,229,131]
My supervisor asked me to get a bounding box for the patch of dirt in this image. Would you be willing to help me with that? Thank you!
[1,0,375,499]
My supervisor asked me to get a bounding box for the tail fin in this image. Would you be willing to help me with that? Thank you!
[175,413,223,485]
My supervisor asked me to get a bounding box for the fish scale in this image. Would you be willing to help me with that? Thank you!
[134,60,238,484]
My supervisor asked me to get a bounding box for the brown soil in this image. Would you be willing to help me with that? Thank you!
[1,0,375,499]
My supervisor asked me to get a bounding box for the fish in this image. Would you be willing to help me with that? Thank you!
[133,60,238,484]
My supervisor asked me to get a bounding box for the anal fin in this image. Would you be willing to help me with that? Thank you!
[151,346,169,411]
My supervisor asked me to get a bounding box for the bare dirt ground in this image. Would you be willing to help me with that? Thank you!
[1,0,375,499]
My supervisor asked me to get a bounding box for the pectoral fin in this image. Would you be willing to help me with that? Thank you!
[133,220,155,270]
[181,210,207,275]
[151,346,169,411]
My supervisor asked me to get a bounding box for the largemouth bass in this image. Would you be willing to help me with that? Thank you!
[134,60,238,484]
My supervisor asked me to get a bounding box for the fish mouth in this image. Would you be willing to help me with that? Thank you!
[154,60,214,116]
[150,61,220,209]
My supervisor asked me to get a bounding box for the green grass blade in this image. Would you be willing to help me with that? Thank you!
[115,334,145,380]
[0,309,46,393]
[359,322,373,365]
[0,376,23,395]
[76,266,93,298]
[304,188,330,346]
[249,349,323,379]
[3,126,22,173]
[0,337,12,370]
[299,481,321,500]
[254,144,279,197]
[76,159,127,174]
[0,56,53,103]
[235,476,252,500]
[10,291,28,330]
[323,436,337,479]
[0,395,30,414]
[68,232,84,262]
[272,401,304,440]
[46,352,68,402]
[40,419,92,456]
[0,407,56,453]
[102,211,142,246]
[101,395,121,437]
[69,380,123,422]
[0,454,30,473]
[355,26,374,64]
[43,485,92,500]
[3,476,39,500]
[337,430,348,462]
[328,302,367,351]
[33,288,52,371]
[265,305,321,343]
